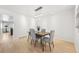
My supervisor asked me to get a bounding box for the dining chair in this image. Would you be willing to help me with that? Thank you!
[27,29,32,41]
[42,30,55,52]
[41,29,46,33]
[27,31,31,41]
[30,29,39,47]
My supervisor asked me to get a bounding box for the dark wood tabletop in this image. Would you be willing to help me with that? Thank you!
[36,32,49,37]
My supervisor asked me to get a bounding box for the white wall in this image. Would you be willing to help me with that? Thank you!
[75,29,79,52]
[13,14,29,38]
[74,6,79,52]
[35,8,75,42]
[50,9,75,42]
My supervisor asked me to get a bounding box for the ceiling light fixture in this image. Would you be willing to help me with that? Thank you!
[35,6,43,11]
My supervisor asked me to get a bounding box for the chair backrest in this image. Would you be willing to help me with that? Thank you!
[41,29,46,33]
[50,30,55,41]
[30,29,36,40]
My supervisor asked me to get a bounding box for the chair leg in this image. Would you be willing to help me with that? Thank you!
[31,39,32,45]
[52,41,54,48]
[45,42,46,49]
[27,35,29,41]
[42,42,44,52]
[49,43,51,52]
[34,40,37,47]
[40,39,42,46]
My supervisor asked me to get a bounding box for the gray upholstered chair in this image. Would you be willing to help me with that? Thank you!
[30,29,38,47]
[41,29,46,33]
[27,30,31,41]
[42,30,55,51]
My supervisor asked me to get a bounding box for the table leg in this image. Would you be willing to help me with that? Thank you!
[40,38,44,52]
[42,42,44,52]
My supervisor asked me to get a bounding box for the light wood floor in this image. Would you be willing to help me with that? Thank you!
[0,33,76,53]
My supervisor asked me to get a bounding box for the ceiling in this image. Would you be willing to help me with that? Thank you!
[0,5,75,17]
